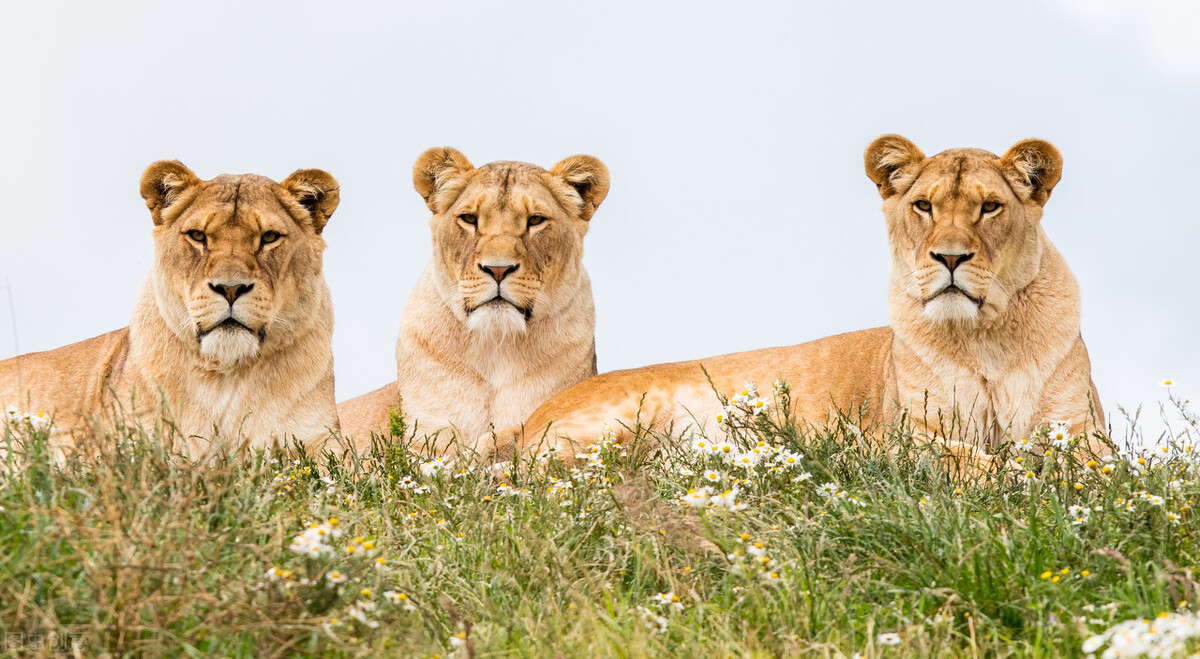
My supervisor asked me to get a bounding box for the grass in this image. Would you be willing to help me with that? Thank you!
[1,386,1198,658]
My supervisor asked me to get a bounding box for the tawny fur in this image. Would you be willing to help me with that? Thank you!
[0,162,341,457]
[495,136,1107,464]
[337,149,609,453]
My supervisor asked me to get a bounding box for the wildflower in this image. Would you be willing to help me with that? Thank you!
[419,457,447,477]
[773,379,788,395]
[347,603,379,628]
[264,566,292,581]
[384,590,408,604]
[777,451,803,468]
[326,571,348,585]
[1147,495,1165,507]
[635,606,669,634]
[1015,435,1036,452]
[1049,421,1072,450]
[709,487,746,511]
[1022,471,1037,484]
[289,521,339,556]
[877,632,901,646]
[816,482,840,499]
[1082,611,1200,657]
[651,591,685,612]
[450,632,467,648]
[681,487,711,507]
[690,436,712,453]
[751,398,769,416]
[704,470,722,483]
[1068,504,1091,525]
[760,570,783,584]
[792,471,813,483]
[1160,379,1175,387]
[28,412,52,432]
[733,451,760,468]
[715,408,733,426]
[747,541,767,557]
[731,383,756,404]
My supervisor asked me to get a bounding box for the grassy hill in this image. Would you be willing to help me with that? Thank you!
[2,389,1198,657]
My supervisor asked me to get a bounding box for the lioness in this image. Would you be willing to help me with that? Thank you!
[495,136,1107,463]
[337,148,609,452]
[0,161,341,456]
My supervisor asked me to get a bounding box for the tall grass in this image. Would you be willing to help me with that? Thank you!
[1,388,1197,657]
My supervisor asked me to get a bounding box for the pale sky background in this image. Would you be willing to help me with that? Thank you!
[1,0,1197,444]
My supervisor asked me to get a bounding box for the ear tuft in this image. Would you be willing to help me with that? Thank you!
[1000,139,1063,206]
[413,147,474,212]
[282,169,340,234]
[864,135,926,199]
[548,155,610,221]
[140,160,200,225]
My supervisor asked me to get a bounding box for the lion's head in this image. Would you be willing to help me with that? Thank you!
[864,135,1063,325]
[412,148,609,337]
[139,161,339,372]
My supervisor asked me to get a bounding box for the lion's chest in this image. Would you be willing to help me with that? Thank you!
[893,335,1062,445]
[133,370,329,450]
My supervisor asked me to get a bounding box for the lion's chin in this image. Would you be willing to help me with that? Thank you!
[922,292,981,325]
[465,302,529,340]
[198,325,262,370]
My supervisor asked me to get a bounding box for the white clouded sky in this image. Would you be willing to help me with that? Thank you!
[1,0,1197,443]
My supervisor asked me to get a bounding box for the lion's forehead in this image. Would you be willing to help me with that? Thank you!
[455,164,563,219]
[913,151,1014,202]
[179,175,298,237]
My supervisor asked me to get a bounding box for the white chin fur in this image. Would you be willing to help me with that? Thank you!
[922,294,980,324]
[199,327,261,370]
[465,304,528,340]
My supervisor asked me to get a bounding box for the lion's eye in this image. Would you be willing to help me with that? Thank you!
[186,230,207,244]
[914,200,932,213]
[527,215,548,227]
[981,201,1001,214]
[261,231,281,245]
[458,214,478,226]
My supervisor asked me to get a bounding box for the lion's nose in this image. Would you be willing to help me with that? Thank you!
[209,281,255,305]
[479,262,519,283]
[930,251,974,273]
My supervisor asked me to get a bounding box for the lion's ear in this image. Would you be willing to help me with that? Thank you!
[140,160,200,225]
[864,135,926,199]
[413,147,474,212]
[282,169,340,234]
[549,155,610,221]
[1000,139,1062,206]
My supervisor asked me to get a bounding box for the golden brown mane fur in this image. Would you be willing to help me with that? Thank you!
[0,161,341,456]
[337,148,609,452]
[491,136,1107,467]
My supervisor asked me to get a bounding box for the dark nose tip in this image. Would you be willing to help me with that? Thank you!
[930,252,974,273]
[480,263,518,283]
[209,281,254,305]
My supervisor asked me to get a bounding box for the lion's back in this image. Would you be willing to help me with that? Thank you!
[0,328,129,419]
